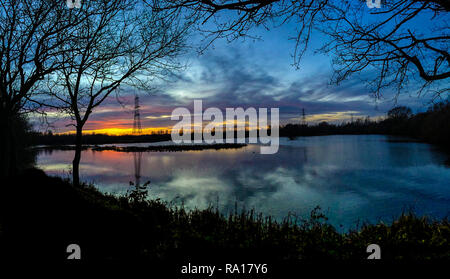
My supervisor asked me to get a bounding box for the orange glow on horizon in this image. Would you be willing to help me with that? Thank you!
[59,127,171,136]
[57,120,271,136]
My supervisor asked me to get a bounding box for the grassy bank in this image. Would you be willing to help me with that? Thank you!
[0,169,448,260]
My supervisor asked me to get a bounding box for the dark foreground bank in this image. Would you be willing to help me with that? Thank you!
[0,169,448,261]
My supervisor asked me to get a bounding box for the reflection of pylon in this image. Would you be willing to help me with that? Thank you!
[132,95,142,189]
[133,95,142,135]
[133,152,142,187]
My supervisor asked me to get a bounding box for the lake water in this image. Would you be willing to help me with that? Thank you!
[36,135,450,230]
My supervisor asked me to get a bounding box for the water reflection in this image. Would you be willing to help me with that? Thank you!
[36,135,450,229]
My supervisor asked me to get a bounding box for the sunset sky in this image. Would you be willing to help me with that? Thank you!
[31,9,440,135]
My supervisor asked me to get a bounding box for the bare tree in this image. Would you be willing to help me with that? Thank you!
[319,0,449,98]
[42,0,187,185]
[0,0,91,176]
[156,0,449,97]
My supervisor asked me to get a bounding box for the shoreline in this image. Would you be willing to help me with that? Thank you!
[32,143,247,152]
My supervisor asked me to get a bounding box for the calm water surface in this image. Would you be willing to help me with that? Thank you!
[36,135,450,229]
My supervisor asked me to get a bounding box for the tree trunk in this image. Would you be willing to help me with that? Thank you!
[0,112,9,177]
[72,126,83,186]
[8,121,17,176]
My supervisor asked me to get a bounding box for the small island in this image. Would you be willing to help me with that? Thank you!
[33,143,247,152]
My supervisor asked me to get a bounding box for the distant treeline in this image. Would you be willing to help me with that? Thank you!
[31,101,450,147]
[281,101,450,146]
[35,143,246,153]
[30,132,172,146]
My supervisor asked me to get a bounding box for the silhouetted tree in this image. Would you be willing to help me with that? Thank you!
[42,0,188,185]
[0,1,94,176]
[318,121,329,127]
[387,106,413,120]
